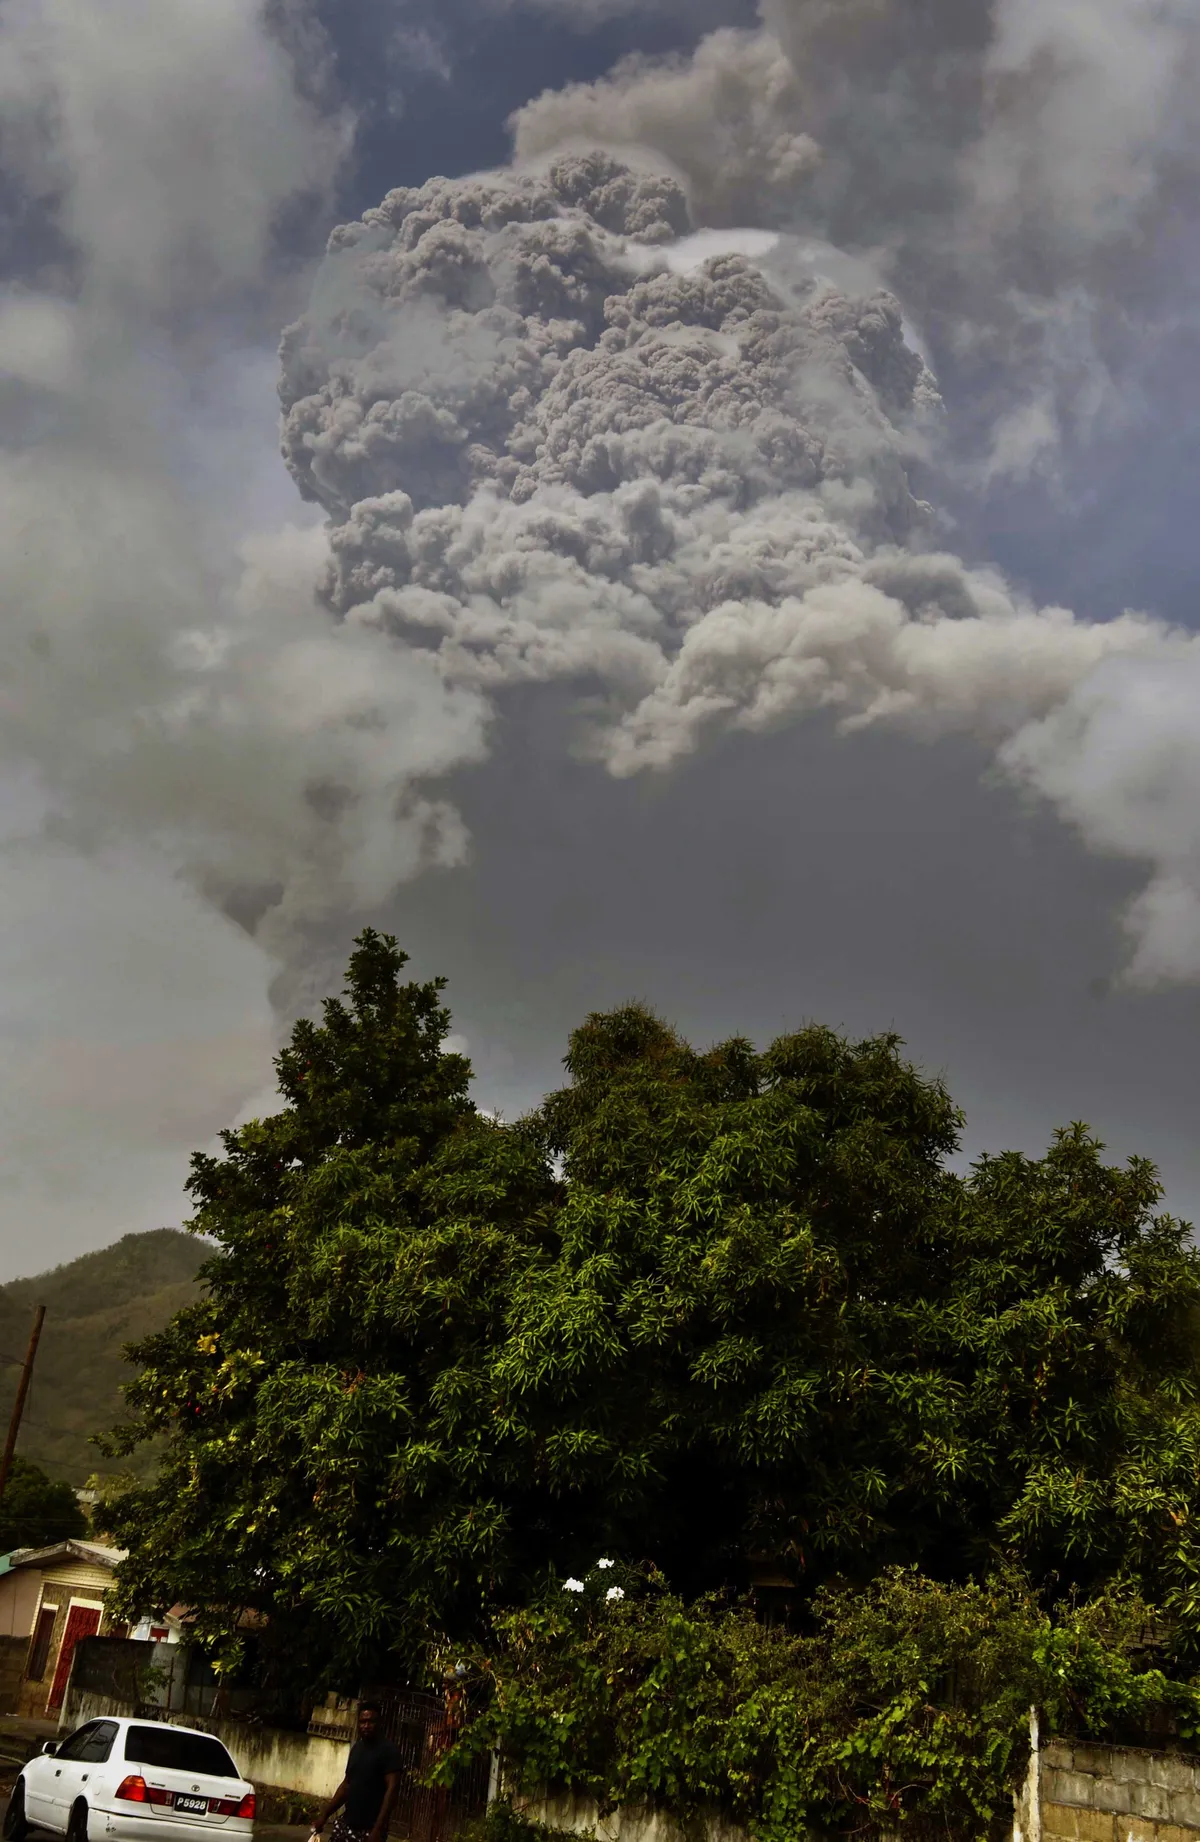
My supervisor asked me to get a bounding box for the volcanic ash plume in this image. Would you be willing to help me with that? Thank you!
[512,0,1200,486]
[277,154,1197,981]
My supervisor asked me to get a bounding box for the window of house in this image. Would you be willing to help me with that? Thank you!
[27,1605,58,1683]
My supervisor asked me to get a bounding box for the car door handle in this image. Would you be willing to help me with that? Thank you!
[81,1775,89,1783]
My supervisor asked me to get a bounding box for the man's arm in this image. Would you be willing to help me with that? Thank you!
[368,1771,402,1842]
[313,1778,348,1834]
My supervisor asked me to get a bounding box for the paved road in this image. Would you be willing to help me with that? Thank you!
[0,1792,310,1842]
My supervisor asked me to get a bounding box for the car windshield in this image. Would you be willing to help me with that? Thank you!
[123,1727,239,1779]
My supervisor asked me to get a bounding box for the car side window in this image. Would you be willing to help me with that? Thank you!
[55,1723,98,1762]
[79,1722,119,1763]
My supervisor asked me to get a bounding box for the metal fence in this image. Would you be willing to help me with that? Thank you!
[371,1688,491,1842]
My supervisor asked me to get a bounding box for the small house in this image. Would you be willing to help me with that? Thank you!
[0,1538,126,1718]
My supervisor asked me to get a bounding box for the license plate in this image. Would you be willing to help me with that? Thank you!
[173,1796,209,1815]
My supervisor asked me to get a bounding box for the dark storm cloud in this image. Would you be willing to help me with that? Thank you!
[377,699,1200,1225]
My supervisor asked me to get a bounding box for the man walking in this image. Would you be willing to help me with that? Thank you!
[313,1701,404,1842]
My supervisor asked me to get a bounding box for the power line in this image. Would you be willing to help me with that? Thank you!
[0,1306,46,1511]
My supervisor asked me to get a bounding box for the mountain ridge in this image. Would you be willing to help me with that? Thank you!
[0,1228,208,1485]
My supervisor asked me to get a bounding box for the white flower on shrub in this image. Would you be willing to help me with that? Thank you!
[597,1558,614,1570]
[606,1586,625,1602]
[564,1578,585,1592]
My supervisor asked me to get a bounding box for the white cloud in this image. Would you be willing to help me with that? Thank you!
[0,0,492,1273]
[0,0,345,314]
[1003,648,1200,987]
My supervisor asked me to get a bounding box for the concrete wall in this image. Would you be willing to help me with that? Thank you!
[518,1725,1200,1842]
[240,1724,1200,1842]
[1039,1739,1200,1842]
[308,1693,358,1741]
[63,1691,349,1802]
[226,1723,348,1800]
[516,1795,748,1842]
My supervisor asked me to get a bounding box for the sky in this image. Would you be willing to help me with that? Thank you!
[0,0,1199,1280]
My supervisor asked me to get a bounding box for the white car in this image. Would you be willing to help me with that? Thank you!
[3,1716,256,1842]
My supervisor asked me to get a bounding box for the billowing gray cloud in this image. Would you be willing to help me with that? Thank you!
[511,0,1200,491]
[486,0,715,17]
[512,33,817,231]
[279,156,1198,983]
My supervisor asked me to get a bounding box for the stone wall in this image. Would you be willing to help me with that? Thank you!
[517,1727,1200,1842]
[1039,1739,1200,1842]
[516,1794,747,1842]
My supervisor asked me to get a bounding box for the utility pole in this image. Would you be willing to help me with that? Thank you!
[0,1304,46,1512]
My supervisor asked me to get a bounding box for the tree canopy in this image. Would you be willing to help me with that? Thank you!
[0,1456,87,1553]
[102,933,1200,1693]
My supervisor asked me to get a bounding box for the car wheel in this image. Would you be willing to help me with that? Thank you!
[2,1782,29,1842]
[67,1800,90,1842]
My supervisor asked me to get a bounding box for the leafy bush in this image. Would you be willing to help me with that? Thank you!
[444,1565,1200,1842]
[457,1804,587,1842]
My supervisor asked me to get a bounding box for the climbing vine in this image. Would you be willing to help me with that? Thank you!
[443,1565,1200,1842]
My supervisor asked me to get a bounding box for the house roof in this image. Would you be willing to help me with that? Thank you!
[6,1538,126,1572]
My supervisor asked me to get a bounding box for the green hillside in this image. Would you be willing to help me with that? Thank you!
[0,1229,208,1486]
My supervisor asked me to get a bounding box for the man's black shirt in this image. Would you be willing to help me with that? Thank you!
[343,1735,404,1831]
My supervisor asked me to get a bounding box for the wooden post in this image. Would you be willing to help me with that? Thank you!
[0,1304,47,1511]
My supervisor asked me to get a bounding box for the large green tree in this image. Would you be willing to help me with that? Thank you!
[102,935,1200,1692]
[0,1457,87,1553]
[103,933,552,1691]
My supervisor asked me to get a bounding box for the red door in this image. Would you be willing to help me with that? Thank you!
[47,1605,101,1711]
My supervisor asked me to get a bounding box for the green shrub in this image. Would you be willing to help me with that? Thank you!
[442,1565,1200,1842]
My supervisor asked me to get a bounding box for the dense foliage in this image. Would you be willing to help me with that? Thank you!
[500,1005,1200,1615]
[446,1565,1200,1842]
[102,934,1200,1691]
[102,933,547,1688]
[0,1456,87,1552]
